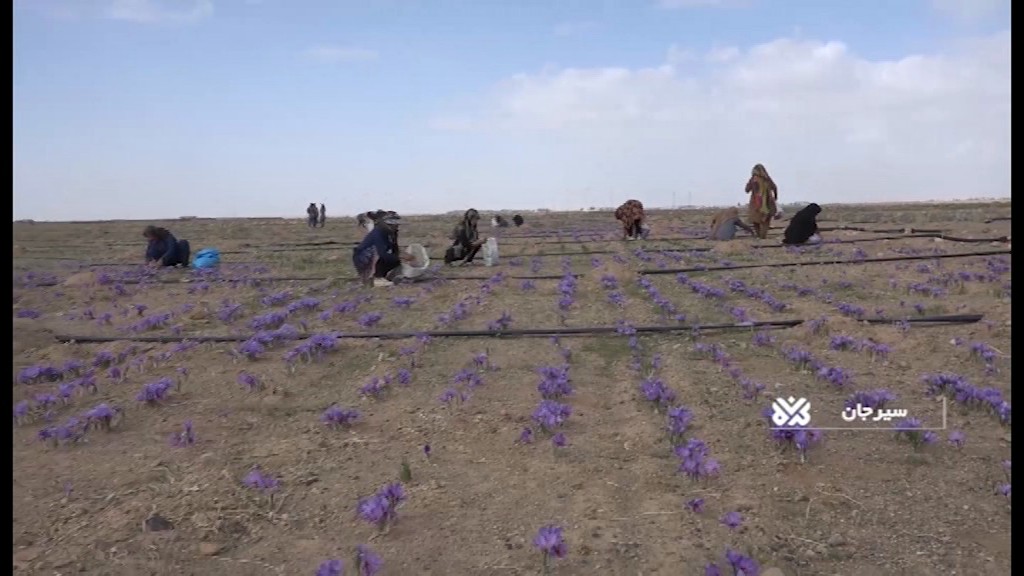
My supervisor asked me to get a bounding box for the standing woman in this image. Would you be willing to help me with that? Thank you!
[143,226,191,267]
[614,199,646,241]
[745,164,778,239]
[306,203,319,228]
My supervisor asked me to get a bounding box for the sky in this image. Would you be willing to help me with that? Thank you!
[13,0,1012,221]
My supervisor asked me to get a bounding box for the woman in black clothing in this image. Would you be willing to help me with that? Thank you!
[781,203,823,245]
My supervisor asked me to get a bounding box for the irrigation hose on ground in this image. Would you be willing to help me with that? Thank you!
[638,249,1012,275]
[21,233,1011,267]
[52,314,985,344]
[23,272,587,288]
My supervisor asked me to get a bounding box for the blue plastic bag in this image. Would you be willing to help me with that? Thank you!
[192,247,221,269]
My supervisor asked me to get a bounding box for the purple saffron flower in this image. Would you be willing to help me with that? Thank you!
[720,511,743,529]
[170,419,197,447]
[359,377,388,398]
[686,497,705,513]
[725,548,759,575]
[316,559,344,576]
[237,371,262,392]
[354,544,382,576]
[533,524,568,561]
[83,403,120,430]
[948,430,966,448]
[357,312,384,327]
[321,405,360,428]
[552,432,568,447]
[666,405,693,441]
[532,400,572,431]
[14,398,32,416]
[357,494,390,528]
[518,427,535,444]
[243,468,280,493]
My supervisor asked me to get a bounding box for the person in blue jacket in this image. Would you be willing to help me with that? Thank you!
[143,225,191,267]
[352,212,414,287]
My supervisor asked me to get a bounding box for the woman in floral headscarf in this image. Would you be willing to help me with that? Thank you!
[745,164,778,239]
[614,199,646,241]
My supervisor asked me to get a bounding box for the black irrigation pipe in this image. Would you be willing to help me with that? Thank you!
[638,249,1012,275]
[985,217,1012,224]
[51,314,986,344]
[20,273,584,288]
[751,234,1010,249]
[11,228,967,259]
[24,233,1010,272]
[819,226,946,234]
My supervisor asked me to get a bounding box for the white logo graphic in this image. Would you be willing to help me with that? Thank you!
[772,396,811,427]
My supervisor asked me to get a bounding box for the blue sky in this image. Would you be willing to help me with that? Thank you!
[13,0,1011,221]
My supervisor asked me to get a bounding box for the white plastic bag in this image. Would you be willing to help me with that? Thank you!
[401,243,430,278]
[482,237,499,266]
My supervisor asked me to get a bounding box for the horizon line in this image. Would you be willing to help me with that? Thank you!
[11,197,1012,225]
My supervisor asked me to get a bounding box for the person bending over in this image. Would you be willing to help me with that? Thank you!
[708,207,755,240]
[782,203,823,245]
[143,226,191,267]
[614,199,646,241]
[444,209,484,266]
[352,213,414,287]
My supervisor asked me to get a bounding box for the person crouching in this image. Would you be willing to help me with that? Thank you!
[352,213,415,287]
[143,226,191,268]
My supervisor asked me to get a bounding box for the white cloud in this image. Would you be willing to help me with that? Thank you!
[104,0,213,23]
[301,45,379,63]
[430,31,1011,206]
[705,45,740,62]
[553,21,599,37]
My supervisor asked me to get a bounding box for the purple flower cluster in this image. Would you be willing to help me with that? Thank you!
[637,277,683,320]
[357,482,407,531]
[677,274,726,299]
[487,311,513,331]
[675,438,721,480]
[320,405,361,428]
[893,417,938,451]
[284,331,342,364]
[532,399,572,432]
[243,467,280,496]
[37,402,122,447]
[533,524,568,570]
[537,365,572,399]
[723,277,789,312]
[556,273,577,314]
[705,548,759,576]
[136,376,176,403]
[923,372,1010,425]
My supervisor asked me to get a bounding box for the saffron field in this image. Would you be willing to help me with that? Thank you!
[12,203,1012,576]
